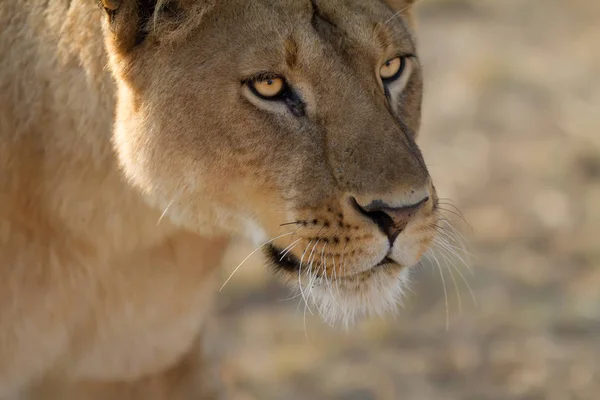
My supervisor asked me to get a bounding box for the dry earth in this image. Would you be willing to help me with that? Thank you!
[217,0,600,398]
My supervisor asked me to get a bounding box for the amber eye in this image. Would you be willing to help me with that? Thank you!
[250,77,285,99]
[379,56,405,81]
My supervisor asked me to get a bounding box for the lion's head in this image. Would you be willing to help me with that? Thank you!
[101,0,439,326]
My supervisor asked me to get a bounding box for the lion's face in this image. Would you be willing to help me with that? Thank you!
[103,0,438,325]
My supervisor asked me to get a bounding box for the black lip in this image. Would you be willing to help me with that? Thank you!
[375,256,395,268]
[265,244,302,273]
[266,244,395,273]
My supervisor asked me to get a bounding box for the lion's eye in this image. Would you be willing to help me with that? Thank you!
[249,77,285,99]
[379,56,405,82]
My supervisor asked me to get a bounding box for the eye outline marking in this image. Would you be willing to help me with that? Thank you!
[252,77,285,98]
[241,72,307,117]
[243,72,290,101]
[378,54,416,114]
[377,54,416,87]
[380,56,404,81]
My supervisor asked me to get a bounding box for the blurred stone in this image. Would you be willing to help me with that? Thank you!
[448,341,481,372]
[532,188,572,230]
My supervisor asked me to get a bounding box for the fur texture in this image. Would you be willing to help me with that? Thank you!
[0,0,436,398]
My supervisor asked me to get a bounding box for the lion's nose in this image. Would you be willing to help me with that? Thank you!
[351,194,430,246]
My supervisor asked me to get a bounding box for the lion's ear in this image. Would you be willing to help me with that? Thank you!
[98,0,213,53]
[98,0,157,52]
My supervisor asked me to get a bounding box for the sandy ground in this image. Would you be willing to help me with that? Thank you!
[216,0,600,398]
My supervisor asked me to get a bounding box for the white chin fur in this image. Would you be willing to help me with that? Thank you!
[292,266,413,329]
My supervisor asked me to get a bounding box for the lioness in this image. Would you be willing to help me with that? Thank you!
[0,0,439,398]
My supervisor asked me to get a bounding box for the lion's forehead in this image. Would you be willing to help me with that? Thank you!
[219,0,414,78]
[224,0,406,43]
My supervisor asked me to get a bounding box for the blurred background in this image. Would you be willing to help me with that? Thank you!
[217,0,600,398]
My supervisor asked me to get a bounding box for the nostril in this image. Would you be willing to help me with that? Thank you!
[369,211,396,241]
[350,198,397,244]
[350,195,429,245]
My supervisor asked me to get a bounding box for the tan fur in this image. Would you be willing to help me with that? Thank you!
[0,0,436,398]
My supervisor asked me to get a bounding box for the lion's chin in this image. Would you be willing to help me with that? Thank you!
[303,264,413,328]
[266,245,413,328]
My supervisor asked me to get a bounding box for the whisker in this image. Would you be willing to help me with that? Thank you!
[434,240,462,316]
[332,253,343,311]
[436,235,474,272]
[448,260,478,308]
[317,244,329,295]
[437,217,472,252]
[432,215,477,307]
[279,238,302,261]
[298,240,315,316]
[300,232,316,339]
[434,240,478,307]
[437,206,473,232]
[306,240,321,308]
[451,262,478,307]
[307,240,321,276]
[321,244,328,278]
[437,201,468,219]
[437,197,458,204]
[277,291,303,302]
[322,245,338,311]
[156,195,180,226]
[295,294,304,316]
[429,250,450,331]
[384,0,429,24]
[436,219,475,270]
[436,234,475,258]
[437,204,471,228]
[340,242,349,274]
[219,231,295,291]
[279,221,301,227]
[430,224,471,263]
